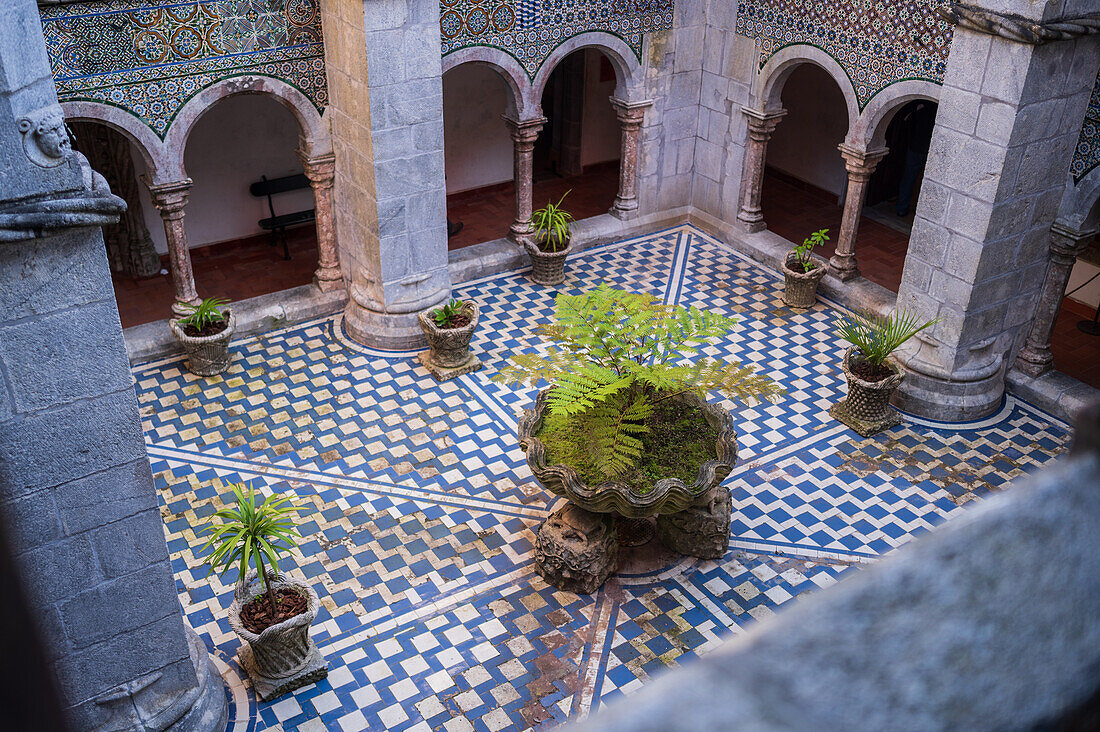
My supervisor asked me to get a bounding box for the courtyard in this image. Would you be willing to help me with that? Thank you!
[139,226,1071,731]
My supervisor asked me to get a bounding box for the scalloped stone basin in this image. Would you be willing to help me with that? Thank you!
[518,388,739,519]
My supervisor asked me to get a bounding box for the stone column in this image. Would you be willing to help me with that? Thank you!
[736,107,786,233]
[829,144,888,281]
[1013,223,1097,377]
[147,179,199,316]
[609,97,652,220]
[557,52,586,177]
[298,151,343,292]
[504,115,546,247]
[0,1,226,729]
[891,0,1100,421]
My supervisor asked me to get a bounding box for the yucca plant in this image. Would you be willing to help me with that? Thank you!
[178,296,229,333]
[494,283,784,479]
[835,309,941,367]
[531,191,575,253]
[791,228,829,273]
[201,483,303,616]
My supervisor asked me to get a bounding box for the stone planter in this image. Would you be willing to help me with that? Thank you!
[228,571,327,702]
[829,347,905,436]
[417,300,482,381]
[170,311,235,376]
[523,235,571,286]
[782,253,827,309]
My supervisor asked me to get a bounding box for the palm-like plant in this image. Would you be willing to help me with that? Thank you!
[835,309,941,367]
[178,296,229,332]
[201,483,303,615]
[531,191,575,253]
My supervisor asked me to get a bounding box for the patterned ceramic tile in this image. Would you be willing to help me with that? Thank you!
[134,224,1071,730]
[1071,71,1100,184]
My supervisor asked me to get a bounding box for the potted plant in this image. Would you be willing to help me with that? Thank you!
[829,309,940,436]
[201,483,326,701]
[524,191,575,286]
[495,283,783,591]
[170,297,235,376]
[417,297,482,380]
[783,229,830,308]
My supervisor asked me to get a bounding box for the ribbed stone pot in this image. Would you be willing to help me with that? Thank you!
[829,347,905,437]
[782,254,826,309]
[523,236,571,286]
[417,301,482,380]
[170,311,235,376]
[518,388,739,519]
[228,571,327,702]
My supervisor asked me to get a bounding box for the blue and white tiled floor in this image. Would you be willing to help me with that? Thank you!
[134,225,1072,731]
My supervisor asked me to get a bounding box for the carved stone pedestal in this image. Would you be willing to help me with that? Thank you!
[534,504,618,595]
[655,486,732,560]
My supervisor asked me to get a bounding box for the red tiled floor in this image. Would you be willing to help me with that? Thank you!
[445,160,619,250]
[1052,297,1100,389]
[112,227,318,329]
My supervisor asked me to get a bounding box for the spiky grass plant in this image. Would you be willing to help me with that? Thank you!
[494,283,784,479]
[834,309,941,366]
[178,296,229,332]
[201,483,303,615]
[531,190,575,253]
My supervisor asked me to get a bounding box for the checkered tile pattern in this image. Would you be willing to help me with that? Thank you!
[133,225,1071,730]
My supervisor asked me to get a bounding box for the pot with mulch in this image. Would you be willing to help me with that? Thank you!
[417,299,482,380]
[829,347,905,437]
[170,310,235,376]
[523,234,572,286]
[782,253,827,309]
[228,570,327,701]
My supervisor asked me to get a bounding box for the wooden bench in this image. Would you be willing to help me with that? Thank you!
[249,174,315,260]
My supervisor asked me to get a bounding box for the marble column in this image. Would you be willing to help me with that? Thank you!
[736,108,786,233]
[1013,224,1097,377]
[609,97,652,220]
[147,179,199,316]
[298,151,343,293]
[830,144,888,281]
[504,116,546,247]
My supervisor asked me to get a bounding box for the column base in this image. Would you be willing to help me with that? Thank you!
[1013,347,1053,378]
[166,627,229,732]
[343,280,451,350]
[736,214,767,234]
[891,364,1005,422]
[828,255,860,282]
[313,270,344,293]
[610,199,639,220]
[171,298,201,318]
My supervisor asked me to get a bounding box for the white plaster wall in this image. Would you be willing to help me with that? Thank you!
[1067,259,1100,309]
[767,64,849,197]
[443,64,513,194]
[581,49,622,167]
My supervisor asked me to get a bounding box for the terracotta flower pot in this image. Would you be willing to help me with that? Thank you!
[170,311,235,376]
[417,300,482,380]
[829,347,905,436]
[228,571,326,702]
[523,235,571,286]
[782,253,827,308]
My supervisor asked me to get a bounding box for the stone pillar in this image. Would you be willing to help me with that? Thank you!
[298,151,343,292]
[829,144,888,281]
[147,179,199,316]
[736,108,786,233]
[0,1,226,729]
[609,97,652,220]
[504,115,546,247]
[892,0,1100,421]
[1013,223,1097,376]
[557,52,586,178]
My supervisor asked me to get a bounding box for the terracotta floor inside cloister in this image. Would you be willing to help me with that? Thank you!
[138,224,1075,731]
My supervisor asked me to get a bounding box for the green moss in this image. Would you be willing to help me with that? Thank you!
[536,398,720,493]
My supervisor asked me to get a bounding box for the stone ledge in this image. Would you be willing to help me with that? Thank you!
[1006,367,1100,424]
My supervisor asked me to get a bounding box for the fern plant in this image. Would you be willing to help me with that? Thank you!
[531,191,575,253]
[494,283,784,479]
[791,229,829,273]
[835,309,941,366]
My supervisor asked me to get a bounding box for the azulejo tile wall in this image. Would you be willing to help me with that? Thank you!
[439,0,675,78]
[734,0,953,109]
[40,0,327,138]
[1071,71,1100,184]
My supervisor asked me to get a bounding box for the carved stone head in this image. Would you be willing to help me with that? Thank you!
[19,107,72,168]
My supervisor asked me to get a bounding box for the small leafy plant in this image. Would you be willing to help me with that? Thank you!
[531,191,575,253]
[494,283,784,479]
[178,297,229,334]
[791,229,830,273]
[430,298,468,329]
[835,309,942,367]
[201,482,303,616]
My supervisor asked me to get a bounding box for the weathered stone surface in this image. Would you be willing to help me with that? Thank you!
[655,485,731,560]
[534,504,619,595]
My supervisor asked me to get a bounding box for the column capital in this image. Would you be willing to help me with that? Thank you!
[609,97,653,123]
[1050,221,1098,259]
[502,115,547,142]
[741,107,786,138]
[297,151,336,186]
[146,178,193,214]
[838,142,889,177]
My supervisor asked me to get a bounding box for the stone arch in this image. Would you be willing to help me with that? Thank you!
[532,32,644,108]
[1059,166,1100,233]
[60,100,176,182]
[442,48,532,120]
[756,45,859,130]
[849,80,942,151]
[164,75,331,171]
